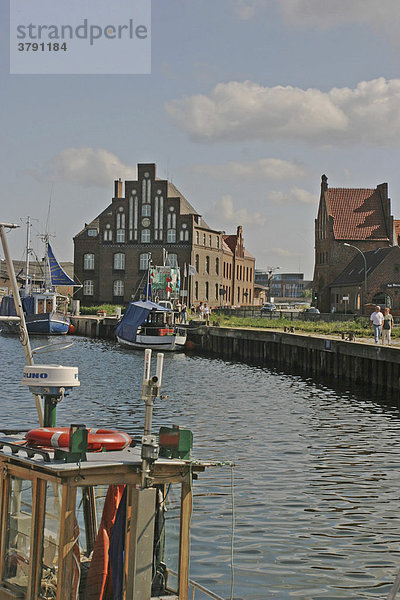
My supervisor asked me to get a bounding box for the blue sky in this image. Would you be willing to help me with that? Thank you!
[2,0,400,278]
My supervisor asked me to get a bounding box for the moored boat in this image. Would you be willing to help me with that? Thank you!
[0,219,79,335]
[115,300,187,351]
[0,221,227,600]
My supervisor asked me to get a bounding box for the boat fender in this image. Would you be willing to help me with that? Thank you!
[25,427,132,451]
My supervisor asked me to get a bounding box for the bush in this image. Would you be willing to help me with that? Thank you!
[80,304,124,316]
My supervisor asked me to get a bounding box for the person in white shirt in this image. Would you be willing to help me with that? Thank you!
[370,305,384,344]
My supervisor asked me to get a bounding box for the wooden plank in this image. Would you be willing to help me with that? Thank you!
[0,469,10,586]
[123,485,134,599]
[178,481,192,600]
[56,485,77,600]
[27,477,46,600]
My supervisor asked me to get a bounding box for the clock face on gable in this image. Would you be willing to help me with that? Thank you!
[142,218,151,227]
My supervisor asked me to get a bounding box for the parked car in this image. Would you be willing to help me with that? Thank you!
[303,307,320,314]
[261,302,277,313]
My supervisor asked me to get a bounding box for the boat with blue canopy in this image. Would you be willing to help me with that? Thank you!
[115,300,187,351]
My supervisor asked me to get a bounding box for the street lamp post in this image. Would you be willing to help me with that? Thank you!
[266,266,280,302]
[343,243,367,314]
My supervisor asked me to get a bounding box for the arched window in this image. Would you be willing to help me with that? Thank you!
[195,254,199,273]
[203,233,206,246]
[205,256,210,274]
[139,253,150,271]
[209,235,212,247]
[195,231,199,244]
[216,236,220,249]
[113,280,124,297]
[114,253,125,270]
[104,224,112,241]
[215,283,219,300]
[195,281,199,300]
[180,223,189,241]
[167,208,176,243]
[83,280,94,296]
[83,253,94,270]
[215,258,219,275]
[205,282,209,300]
[141,229,150,243]
[166,253,178,267]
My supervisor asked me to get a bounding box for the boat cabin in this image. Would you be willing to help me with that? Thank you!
[0,439,209,600]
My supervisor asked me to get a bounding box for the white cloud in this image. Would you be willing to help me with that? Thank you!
[166,78,400,146]
[279,0,400,30]
[268,187,315,205]
[270,247,299,258]
[194,158,306,181]
[26,147,136,188]
[207,194,268,227]
[233,0,400,34]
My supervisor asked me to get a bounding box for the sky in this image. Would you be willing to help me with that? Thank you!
[2,0,400,278]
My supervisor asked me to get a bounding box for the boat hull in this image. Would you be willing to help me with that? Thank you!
[117,333,187,351]
[0,312,69,335]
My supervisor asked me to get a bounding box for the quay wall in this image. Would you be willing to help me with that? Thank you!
[71,316,400,398]
[189,326,400,399]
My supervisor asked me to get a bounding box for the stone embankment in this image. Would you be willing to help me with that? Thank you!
[71,316,400,398]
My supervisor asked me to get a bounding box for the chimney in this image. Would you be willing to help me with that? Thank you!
[114,178,123,198]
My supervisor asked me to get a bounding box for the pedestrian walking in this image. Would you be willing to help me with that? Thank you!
[204,303,211,326]
[382,307,394,345]
[370,305,384,344]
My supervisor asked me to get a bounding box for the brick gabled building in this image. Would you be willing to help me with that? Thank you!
[73,163,255,307]
[313,175,396,312]
[329,246,400,314]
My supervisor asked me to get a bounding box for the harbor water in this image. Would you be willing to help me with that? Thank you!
[1,334,400,599]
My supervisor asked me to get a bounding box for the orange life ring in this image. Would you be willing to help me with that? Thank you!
[25,427,132,451]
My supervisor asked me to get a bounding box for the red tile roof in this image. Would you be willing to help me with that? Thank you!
[326,188,390,241]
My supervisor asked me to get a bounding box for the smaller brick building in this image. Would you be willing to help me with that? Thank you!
[313,175,397,313]
[330,246,400,314]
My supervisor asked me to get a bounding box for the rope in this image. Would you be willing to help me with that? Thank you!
[188,460,236,600]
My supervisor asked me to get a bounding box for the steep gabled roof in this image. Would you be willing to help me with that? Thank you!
[223,235,237,253]
[167,181,210,228]
[326,187,390,241]
[330,246,396,287]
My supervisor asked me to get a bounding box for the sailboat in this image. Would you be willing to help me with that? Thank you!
[0,218,79,335]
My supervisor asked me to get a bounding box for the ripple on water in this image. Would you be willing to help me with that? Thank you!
[2,335,400,598]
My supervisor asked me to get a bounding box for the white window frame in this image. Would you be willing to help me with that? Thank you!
[114,253,125,270]
[113,280,124,297]
[83,253,94,270]
[83,280,94,296]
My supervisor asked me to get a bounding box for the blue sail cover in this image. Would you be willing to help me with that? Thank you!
[114,301,168,342]
[47,243,78,286]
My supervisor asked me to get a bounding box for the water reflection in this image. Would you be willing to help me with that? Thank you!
[1,334,400,599]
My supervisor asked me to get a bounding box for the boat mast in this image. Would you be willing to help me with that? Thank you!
[42,232,52,291]
[24,216,31,294]
[0,223,44,425]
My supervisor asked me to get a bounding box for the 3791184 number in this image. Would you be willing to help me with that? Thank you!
[17,42,67,51]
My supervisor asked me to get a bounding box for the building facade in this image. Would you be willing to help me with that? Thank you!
[313,175,397,313]
[73,163,255,307]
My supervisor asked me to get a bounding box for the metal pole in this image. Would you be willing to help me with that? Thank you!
[0,223,44,425]
[24,216,31,294]
[344,243,367,314]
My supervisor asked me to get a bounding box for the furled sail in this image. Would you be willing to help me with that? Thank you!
[47,243,79,286]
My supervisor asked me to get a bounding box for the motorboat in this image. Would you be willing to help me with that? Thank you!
[0,221,227,600]
[115,300,187,351]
